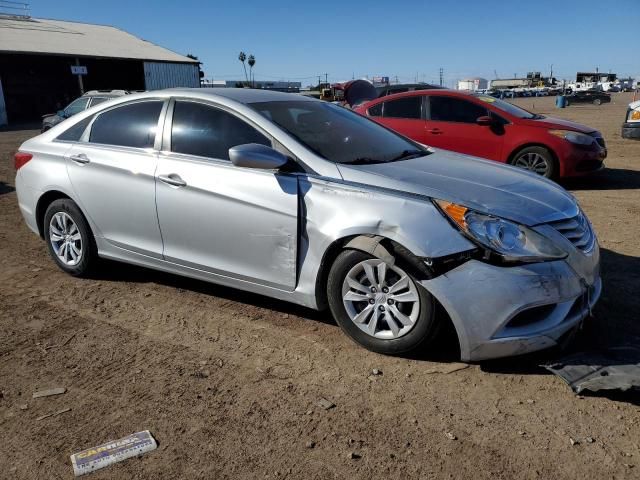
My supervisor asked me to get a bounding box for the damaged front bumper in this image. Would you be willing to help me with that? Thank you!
[422,254,601,362]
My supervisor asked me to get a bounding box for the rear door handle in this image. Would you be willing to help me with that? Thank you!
[158,174,187,187]
[69,153,90,164]
[427,128,443,135]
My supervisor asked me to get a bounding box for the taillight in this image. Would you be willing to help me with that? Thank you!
[14,152,33,170]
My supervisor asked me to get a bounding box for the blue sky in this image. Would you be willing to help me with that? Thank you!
[32,0,638,86]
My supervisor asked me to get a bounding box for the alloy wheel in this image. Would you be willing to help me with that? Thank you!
[49,212,83,266]
[341,259,420,340]
[513,152,551,176]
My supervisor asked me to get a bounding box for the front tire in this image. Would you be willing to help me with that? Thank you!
[593,98,602,106]
[510,146,557,179]
[327,249,438,355]
[44,199,97,276]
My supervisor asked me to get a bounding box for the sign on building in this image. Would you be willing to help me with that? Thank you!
[71,66,88,75]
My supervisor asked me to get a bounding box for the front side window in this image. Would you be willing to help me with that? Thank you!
[171,101,270,160]
[89,101,163,148]
[250,100,429,165]
[64,97,90,117]
[383,96,421,119]
[429,96,488,123]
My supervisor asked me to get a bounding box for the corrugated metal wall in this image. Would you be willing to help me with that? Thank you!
[143,62,200,90]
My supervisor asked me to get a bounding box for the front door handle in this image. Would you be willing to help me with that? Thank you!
[69,153,90,164]
[427,128,443,135]
[158,174,187,187]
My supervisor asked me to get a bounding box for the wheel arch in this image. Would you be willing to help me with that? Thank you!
[35,190,90,239]
[314,233,461,356]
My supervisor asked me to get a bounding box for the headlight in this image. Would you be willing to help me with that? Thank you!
[434,200,567,263]
[628,109,640,122]
[549,129,594,146]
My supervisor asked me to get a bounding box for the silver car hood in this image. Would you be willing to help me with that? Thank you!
[336,149,578,226]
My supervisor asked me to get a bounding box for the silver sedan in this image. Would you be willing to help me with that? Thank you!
[14,88,601,361]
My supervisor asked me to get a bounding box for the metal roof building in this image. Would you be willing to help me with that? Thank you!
[0,6,200,125]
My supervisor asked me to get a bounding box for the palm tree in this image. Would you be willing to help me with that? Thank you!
[238,51,249,86]
[248,55,256,88]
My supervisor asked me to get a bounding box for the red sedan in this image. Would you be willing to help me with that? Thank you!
[353,90,606,179]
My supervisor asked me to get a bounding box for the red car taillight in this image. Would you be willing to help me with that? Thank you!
[14,152,33,170]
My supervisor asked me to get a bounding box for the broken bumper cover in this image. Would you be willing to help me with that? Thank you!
[422,259,601,361]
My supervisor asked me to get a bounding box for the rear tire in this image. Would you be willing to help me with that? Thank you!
[510,146,557,179]
[593,98,602,106]
[44,199,97,276]
[327,249,438,355]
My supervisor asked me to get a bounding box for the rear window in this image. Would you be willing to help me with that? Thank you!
[89,97,111,107]
[89,101,163,148]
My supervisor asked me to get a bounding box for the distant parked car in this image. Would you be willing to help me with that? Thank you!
[565,90,611,106]
[354,89,607,179]
[622,99,640,139]
[41,90,130,132]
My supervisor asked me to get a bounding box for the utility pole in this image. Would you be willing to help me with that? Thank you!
[324,73,328,87]
[75,58,84,95]
[439,67,444,87]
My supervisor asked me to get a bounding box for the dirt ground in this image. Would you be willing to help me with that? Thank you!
[1,93,639,479]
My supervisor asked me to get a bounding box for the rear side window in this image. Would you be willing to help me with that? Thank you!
[171,101,270,160]
[89,101,163,148]
[383,97,421,119]
[429,97,488,123]
[368,103,382,117]
[57,116,93,142]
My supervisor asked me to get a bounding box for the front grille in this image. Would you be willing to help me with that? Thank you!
[548,211,595,253]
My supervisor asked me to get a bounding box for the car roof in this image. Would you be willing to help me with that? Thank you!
[362,88,475,106]
[159,87,315,104]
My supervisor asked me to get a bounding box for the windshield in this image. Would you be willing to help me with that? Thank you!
[249,100,429,164]
[64,97,90,117]
[474,95,541,119]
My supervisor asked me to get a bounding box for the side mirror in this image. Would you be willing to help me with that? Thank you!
[57,110,67,118]
[229,143,288,170]
[476,115,494,126]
